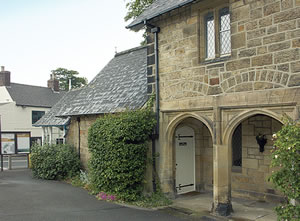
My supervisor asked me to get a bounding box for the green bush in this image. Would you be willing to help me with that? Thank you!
[269,117,300,220]
[31,144,80,180]
[88,108,156,201]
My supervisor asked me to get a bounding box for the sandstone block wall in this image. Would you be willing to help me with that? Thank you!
[147,0,300,104]
[232,115,283,200]
[66,115,99,169]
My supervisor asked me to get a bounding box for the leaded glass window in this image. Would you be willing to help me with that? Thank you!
[232,124,242,167]
[205,13,215,59]
[220,7,231,55]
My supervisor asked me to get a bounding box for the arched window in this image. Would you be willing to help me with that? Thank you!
[232,124,242,169]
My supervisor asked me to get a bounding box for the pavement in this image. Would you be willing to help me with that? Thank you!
[171,191,278,221]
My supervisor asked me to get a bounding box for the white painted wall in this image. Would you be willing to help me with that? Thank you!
[0,86,13,103]
[0,98,63,144]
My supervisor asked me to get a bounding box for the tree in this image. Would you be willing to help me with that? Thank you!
[269,117,300,220]
[124,0,154,22]
[124,0,154,45]
[51,68,88,91]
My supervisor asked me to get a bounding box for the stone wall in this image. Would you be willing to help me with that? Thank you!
[66,115,99,169]
[66,114,155,192]
[231,115,283,201]
[147,0,300,103]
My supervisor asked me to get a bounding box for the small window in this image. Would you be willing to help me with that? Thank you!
[202,6,231,61]
[31,137,42,146]
[205,13,216,59]
[219,8,231,56]
[32,111,45,124]
[56,138,64,145]
[232,124,242,168]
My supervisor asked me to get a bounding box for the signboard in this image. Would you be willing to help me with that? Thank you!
[1,134,15,154]
[17,133,30,153]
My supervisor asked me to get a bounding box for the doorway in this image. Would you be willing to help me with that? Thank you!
[175,126,195,194]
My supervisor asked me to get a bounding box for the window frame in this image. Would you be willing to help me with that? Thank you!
[232,124,242,173]
[219,7,231,57]
[32,110,45,124]
[199,4,231,63]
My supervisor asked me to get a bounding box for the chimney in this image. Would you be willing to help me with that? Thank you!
[47,74,59,91]
[0,66,11,86]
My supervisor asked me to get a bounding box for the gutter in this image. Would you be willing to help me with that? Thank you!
[126,0,196,30]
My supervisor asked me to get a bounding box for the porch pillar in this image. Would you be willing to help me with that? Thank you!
[42,127,46,145]
[212,98,233,216]
[49,127,53,145]
[63,126,66,144]
[160,142,175,197]
[159,116,176,198]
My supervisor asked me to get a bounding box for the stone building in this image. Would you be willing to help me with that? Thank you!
[127,0,300,216]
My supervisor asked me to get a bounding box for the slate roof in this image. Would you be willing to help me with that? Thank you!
[33,89,82,127]
[127,0,195,30]
[6,83,65,108]
[58,46,148,117]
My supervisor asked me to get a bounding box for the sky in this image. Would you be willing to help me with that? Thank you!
[0,0,144,87]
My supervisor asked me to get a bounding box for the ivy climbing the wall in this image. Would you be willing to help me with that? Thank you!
[88,107,156,201]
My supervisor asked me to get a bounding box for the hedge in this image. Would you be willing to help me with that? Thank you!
[88,108,156,201]
[31,144,80,180]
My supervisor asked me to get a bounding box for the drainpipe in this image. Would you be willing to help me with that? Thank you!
[77,117,81,159]
[145,21,160,192]
[152,26,160,135]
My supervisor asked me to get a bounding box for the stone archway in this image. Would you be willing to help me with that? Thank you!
[223,109,283,145]
[160,113,214,196]
[223,110,283,201]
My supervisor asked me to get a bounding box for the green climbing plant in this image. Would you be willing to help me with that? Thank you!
[88,106,156,201]
[269,117,300,220]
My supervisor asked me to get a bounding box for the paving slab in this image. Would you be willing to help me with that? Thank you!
[172,192,278,221]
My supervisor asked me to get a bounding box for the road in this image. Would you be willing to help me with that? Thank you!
[0,169,200,221]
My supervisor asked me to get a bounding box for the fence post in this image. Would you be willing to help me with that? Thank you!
[8,155,12,170]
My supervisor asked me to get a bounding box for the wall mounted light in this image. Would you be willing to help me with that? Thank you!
[256,134,267,153]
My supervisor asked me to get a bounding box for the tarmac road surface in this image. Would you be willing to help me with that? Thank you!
[0,169,198,221]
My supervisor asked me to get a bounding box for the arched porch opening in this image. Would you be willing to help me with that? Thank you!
[228,113,283,200]
[165,115,214,195]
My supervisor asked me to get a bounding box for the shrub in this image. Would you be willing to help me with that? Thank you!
[88,108,156,201]
[31,144,80,180]
[269,117,300,220]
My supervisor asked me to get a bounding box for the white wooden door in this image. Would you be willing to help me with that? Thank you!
[175,126,195,194]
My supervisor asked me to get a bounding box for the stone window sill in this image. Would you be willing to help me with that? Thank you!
[200,55,231,65]
[232,166,242,173]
